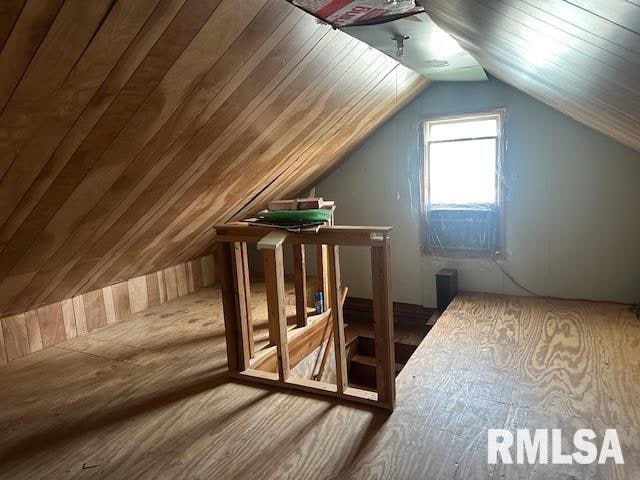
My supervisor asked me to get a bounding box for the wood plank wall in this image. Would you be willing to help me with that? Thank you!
[0,0,430,318]
[0,254,216,364]
[421,0,640,152]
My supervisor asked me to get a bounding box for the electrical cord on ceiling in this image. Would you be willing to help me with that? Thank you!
[491,256,638,319]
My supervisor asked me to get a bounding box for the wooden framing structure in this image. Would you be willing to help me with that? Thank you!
[214,223,396,410]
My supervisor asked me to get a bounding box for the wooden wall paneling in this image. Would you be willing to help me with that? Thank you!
[428,0,640,116]
[421,0,640,151]
[116,28,359,274]
[0,0,64,114]
[247,65,426,216]
[82,289,107,332]
[24,309,42,353]
[36,302,66,347]
[1,313,29,361]
[170,57,410,260]
[0,0,190,264]
[49,1,301,297]
[0,254,213,364]
[201,255,215,287]
[111,281,131,321]
[66,11,329,290]
[157,270,167,303]
[178,65,427,262]
[72,295,88,335]
[172,65,429,255]
[0,315,7,364]
[60,298,77,339]
[0,0,162,235]
[0,0,114,179]
[478,0,640,69]
[0,0,26,51]
[102,286,117,325]
[2,0,270,315]
[164,267,179,301]
[153,40,384,265]
[190,258,203,291]
[0,1,430,316]
[175,263,189,297]
[0,0,226,315]
[186,261,195,293]
[146,272,161,307]
[207,51,397,234]
[128,275,149,313]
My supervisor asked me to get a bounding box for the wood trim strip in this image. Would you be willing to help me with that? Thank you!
[292,244,307,328]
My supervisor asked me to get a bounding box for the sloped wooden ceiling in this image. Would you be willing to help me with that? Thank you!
[0,0,429,316]
[421,0,640,152]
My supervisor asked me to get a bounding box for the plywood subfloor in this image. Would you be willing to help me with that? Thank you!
[1,289,639,479]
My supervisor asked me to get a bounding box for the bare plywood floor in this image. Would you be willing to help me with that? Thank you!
[1,288,639,479]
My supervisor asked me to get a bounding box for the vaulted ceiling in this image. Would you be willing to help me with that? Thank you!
[0,0,429,316]
[421,0,640,152]
[1,0,638,318]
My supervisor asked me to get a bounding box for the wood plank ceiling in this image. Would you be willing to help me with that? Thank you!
[0,0,429,317]
[421,0,640,152]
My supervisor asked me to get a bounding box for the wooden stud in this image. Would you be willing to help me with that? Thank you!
[239,242,254,357]
[216,242,244,373]
[231,242,251,367]
[292,244,307,328]
[371,242,396,409]
[327,245,347,393]
[262,243,290,381]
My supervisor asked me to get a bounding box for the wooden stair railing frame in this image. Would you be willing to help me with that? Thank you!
[214,223,396,410]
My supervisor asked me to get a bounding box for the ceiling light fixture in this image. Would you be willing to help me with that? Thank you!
[391,34,410,57]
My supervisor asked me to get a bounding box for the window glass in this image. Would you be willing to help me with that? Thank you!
[429,138,496,205]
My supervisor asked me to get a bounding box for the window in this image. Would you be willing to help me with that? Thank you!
[421,109,505,256]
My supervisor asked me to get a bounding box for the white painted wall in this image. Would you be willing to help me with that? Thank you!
[315,79,640,306]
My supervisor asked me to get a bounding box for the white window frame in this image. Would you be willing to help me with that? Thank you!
[420,108,506,257]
